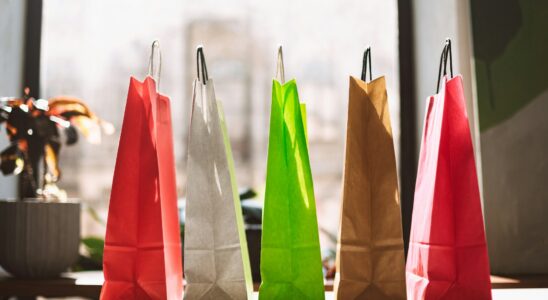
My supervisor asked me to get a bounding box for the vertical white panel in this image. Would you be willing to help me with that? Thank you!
[0,0,26,199]
[412,0,483,204]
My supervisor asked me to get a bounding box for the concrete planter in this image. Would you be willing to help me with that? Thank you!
[0,200,80,278]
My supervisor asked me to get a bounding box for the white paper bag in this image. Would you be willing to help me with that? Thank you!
[184,46,253,300]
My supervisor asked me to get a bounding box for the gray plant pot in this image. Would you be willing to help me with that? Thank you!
[0,199,80,278]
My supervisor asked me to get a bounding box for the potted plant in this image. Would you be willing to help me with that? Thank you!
[0,88,112,278]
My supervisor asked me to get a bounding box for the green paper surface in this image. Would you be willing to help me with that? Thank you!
[218,101,254,296]
[259,79,325,300]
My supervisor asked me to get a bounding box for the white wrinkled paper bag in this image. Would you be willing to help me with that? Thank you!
[184,47,253,300]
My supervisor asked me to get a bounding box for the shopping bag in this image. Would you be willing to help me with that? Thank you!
[101,41,183,300]
[406,39,492,300]
[334,48,406,300]
[184,46,253,299]
[259,46,325,300]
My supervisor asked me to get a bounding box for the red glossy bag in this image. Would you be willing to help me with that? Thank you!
[406,40,491,300]
[101,42,183,300]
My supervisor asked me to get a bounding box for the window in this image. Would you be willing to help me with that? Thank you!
[41,0,399,264]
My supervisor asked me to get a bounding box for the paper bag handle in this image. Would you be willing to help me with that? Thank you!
[276,45,285,84]
[148,40,162,90]
[196,46,209,84]
[361,47,372,82]
[436,38,453,93]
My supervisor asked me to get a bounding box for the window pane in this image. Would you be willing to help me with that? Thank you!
[41,0,399,264]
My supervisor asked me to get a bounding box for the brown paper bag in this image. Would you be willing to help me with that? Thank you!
[334,48,406,300]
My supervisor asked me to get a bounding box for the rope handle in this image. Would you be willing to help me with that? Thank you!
[147,40,162,90]
[361,47,372,82]
[276,45,285,83]
[196,46,209,84]
[436,38,453,93]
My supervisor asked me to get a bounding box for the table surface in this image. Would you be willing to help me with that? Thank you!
[1,271,548,299]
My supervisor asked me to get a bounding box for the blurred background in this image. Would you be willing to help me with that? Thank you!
[4,0,401,257]
[1,0,547,289]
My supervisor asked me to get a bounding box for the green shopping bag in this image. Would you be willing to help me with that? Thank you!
[259,46,325,300]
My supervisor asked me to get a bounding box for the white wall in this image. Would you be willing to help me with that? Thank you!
[412,0,483,202]
[0,0,26,199]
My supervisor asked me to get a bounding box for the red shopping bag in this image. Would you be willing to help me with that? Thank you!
[101,42,183,300]
[406,40,491,300]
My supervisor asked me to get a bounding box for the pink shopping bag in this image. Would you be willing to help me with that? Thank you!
[406,39,492,300]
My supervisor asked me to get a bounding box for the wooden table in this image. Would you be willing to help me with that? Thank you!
[0,271,102,299]
[1,272,548,299]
